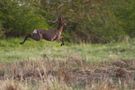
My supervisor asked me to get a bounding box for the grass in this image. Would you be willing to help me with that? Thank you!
[0,38,135,90]
[0,38,135,63]
[0,57,135,90]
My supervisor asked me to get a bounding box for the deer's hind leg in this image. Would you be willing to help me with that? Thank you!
[20,32,41,44]
[20,34,31,44]
[20,29,42,44]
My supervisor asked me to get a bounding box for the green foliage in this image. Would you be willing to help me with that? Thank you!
[39,0,135,43]
[0,0,48,37]
[0,0,135,43]
[112,0,135,37]
[0,21,3,38]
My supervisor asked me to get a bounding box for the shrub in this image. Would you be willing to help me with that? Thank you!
[0,0,49,37]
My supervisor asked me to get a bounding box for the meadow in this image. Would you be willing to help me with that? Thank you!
[0,38,135,90]
[0,38,135,63]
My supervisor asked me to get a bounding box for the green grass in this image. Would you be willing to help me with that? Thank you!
[0,38,135,63]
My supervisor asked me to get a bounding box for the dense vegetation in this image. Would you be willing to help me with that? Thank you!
[0,0,135,43]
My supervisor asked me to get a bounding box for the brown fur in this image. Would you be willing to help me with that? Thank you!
[20,16,66,46]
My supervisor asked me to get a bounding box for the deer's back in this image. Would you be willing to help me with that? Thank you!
[35,29,58,41]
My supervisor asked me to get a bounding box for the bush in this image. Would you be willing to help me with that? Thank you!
[0,20,5,38]
[0,0,49,37]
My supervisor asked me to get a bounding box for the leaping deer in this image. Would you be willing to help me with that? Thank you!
[20,16,66,46]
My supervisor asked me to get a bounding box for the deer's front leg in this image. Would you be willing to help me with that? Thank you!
[60,36,64,46]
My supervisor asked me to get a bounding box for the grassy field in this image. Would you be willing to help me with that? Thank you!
[0,38,135,90]
[0,38,135,63]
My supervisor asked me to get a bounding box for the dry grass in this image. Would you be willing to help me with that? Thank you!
[0,80,27,90]
[0,55,135,90]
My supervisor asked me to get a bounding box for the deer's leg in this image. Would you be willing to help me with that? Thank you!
[20,34,31,44]
[20,33,41,44]
[60,37,64,46]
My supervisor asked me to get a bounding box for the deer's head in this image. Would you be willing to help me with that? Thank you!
[57,16,67,26]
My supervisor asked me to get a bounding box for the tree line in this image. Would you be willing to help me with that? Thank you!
[0,0,135,43]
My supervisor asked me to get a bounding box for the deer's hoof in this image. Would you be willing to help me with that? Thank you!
[20,42,23,44]
[61,43,64,46]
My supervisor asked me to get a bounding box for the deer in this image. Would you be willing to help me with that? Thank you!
[20,16,67,46]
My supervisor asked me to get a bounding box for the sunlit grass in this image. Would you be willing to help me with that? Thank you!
[0,38,135,63]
